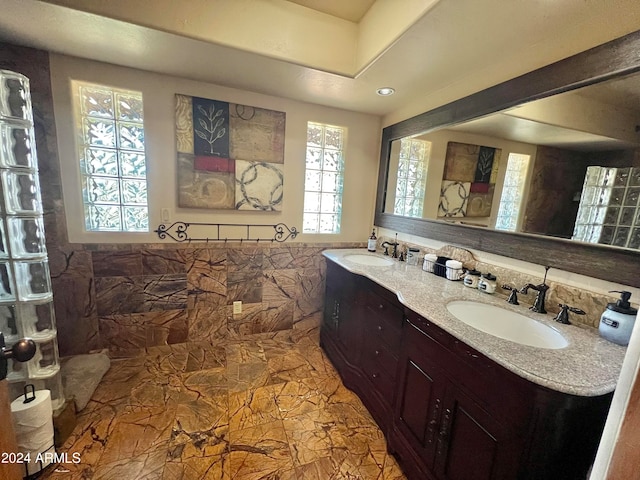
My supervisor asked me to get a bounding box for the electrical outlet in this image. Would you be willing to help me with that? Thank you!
[233,301,242,314]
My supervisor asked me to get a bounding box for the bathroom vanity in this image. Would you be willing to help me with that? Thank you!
[320,249,626,480]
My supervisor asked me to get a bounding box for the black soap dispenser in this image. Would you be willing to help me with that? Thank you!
[599,291,638,346]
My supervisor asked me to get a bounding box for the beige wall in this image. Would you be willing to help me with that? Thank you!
[50,54,382,244]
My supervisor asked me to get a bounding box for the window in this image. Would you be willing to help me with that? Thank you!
[73,81,148,232]
[394,138,430,217]
[495,153,530,231]
[303,122,345,233]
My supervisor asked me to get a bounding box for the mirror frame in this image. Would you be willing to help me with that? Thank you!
[375,30,640,287]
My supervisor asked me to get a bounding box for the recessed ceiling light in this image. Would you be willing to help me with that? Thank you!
[376,87,395,96]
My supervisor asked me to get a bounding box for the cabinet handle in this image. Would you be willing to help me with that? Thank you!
[377,325,383,332]
[426,398,441,444]
[436,408,452,457]
[375,350,380,356]
[372,373,379,379]
[379,304,384,310]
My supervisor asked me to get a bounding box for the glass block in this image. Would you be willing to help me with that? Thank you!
[0,221,8,258]
[619,207,635,226]
[612,227,630,247]
[14,260,52,301]
[84,117,116,147]
[122,206,148,231]
[319,213,340,233]
[80,84,114,118]
[120,151,146,177]
[594,206,607,224]
[395,180,407,198]
[81,147,118,176]
[118,122,145,150]
[302,213,319,233]
[7,216,46,259]
[115,92,144,122]
[86,204,121,231]
[0,261,15,301]
[624,187,640,207]
[609,188,625,206]
[584,167,601,186]
[596,188,611,206]
[0,303,18,343]
[398,160,408,178]
[17,301,56,340]
[599,168,617,187]
[587,225,602,243]
[121,179,147,204]
[630,168,640,187]
[84,175,120,203]
[581,186,596,205]
[604,207,620,225]
[6,356,28,382]
[303,192,320,212]
[600,226,615,245]
[1,170,42,214]
[21,338,60,381]
[572,224,586,241]
[0,123,37,169]
[322,150,342,172]
[628,227,640,249]
[304,171,322,192]
[321,172,339,192]
[0,71,32,121]
[410,140,425,159]
[306,124,323,148]
[614,168,630,187]
[324,127,343,150]
[320,193,340,214]
[305,147,322,169]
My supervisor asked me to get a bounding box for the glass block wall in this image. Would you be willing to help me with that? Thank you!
[0,70,64,409]
[573,166,640,249]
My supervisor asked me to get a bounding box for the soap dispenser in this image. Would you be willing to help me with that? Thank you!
[599,291,638,346]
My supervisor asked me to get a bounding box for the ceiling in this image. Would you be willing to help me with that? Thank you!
[0,0,640,125]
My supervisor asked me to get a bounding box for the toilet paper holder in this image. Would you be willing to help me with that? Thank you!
[0,332,36,381]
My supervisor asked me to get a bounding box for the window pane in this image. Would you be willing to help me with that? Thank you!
[302,123,345,233]
[84,118,116,147]
[82,148,118,176]
[394,138,429,218]
[74,81,148,232]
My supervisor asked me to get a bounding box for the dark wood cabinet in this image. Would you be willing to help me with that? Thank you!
[321,259,612,480]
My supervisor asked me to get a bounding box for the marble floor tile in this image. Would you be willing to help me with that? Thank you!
[41,327,407,480]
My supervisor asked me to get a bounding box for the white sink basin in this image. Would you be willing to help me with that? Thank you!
[344,254,395,267]
[446,300,568,349]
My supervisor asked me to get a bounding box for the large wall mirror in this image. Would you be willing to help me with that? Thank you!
[375,30,640,287]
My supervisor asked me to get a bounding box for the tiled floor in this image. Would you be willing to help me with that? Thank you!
[41,326,407,479]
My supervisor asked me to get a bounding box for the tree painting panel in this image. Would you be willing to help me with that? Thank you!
[175,94,286,210]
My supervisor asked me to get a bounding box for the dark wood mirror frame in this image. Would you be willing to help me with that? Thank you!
[375,30,640,287]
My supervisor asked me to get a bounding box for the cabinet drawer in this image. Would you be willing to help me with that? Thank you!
[362,355,396,401]
[404,309,453,350]
[365,293,403,345]
[363,334,398,379]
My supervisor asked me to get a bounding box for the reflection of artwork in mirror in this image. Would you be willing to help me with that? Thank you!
[573,166,640,248]
[438,142,501,218]
[393,138,430,217]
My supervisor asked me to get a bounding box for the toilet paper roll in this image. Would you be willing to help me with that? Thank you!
[11,389,54,454]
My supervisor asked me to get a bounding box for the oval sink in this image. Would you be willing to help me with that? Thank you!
[344,254,394,267]
[446,300,568,349]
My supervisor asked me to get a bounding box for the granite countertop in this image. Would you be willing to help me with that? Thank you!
[323,248,627,397]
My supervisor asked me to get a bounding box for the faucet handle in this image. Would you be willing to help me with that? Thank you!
[554,303,586,325]
[502,285,519,305]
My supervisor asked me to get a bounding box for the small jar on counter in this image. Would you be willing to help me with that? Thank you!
[463,269,481,288]
[423,253,437,273]
[478,273,497,294]
[406,248,420,266]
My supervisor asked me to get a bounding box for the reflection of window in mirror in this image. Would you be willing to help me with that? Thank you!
[494,153,531,231]
[393,138,431,217]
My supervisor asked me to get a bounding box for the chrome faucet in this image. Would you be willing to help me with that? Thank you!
[520,266,551,314]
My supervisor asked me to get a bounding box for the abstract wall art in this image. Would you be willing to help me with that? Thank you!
[175,94,286,211]
[438,141,501,218]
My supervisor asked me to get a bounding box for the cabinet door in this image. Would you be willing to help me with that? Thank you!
[434,386,522,480]
[395,321,449,468]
